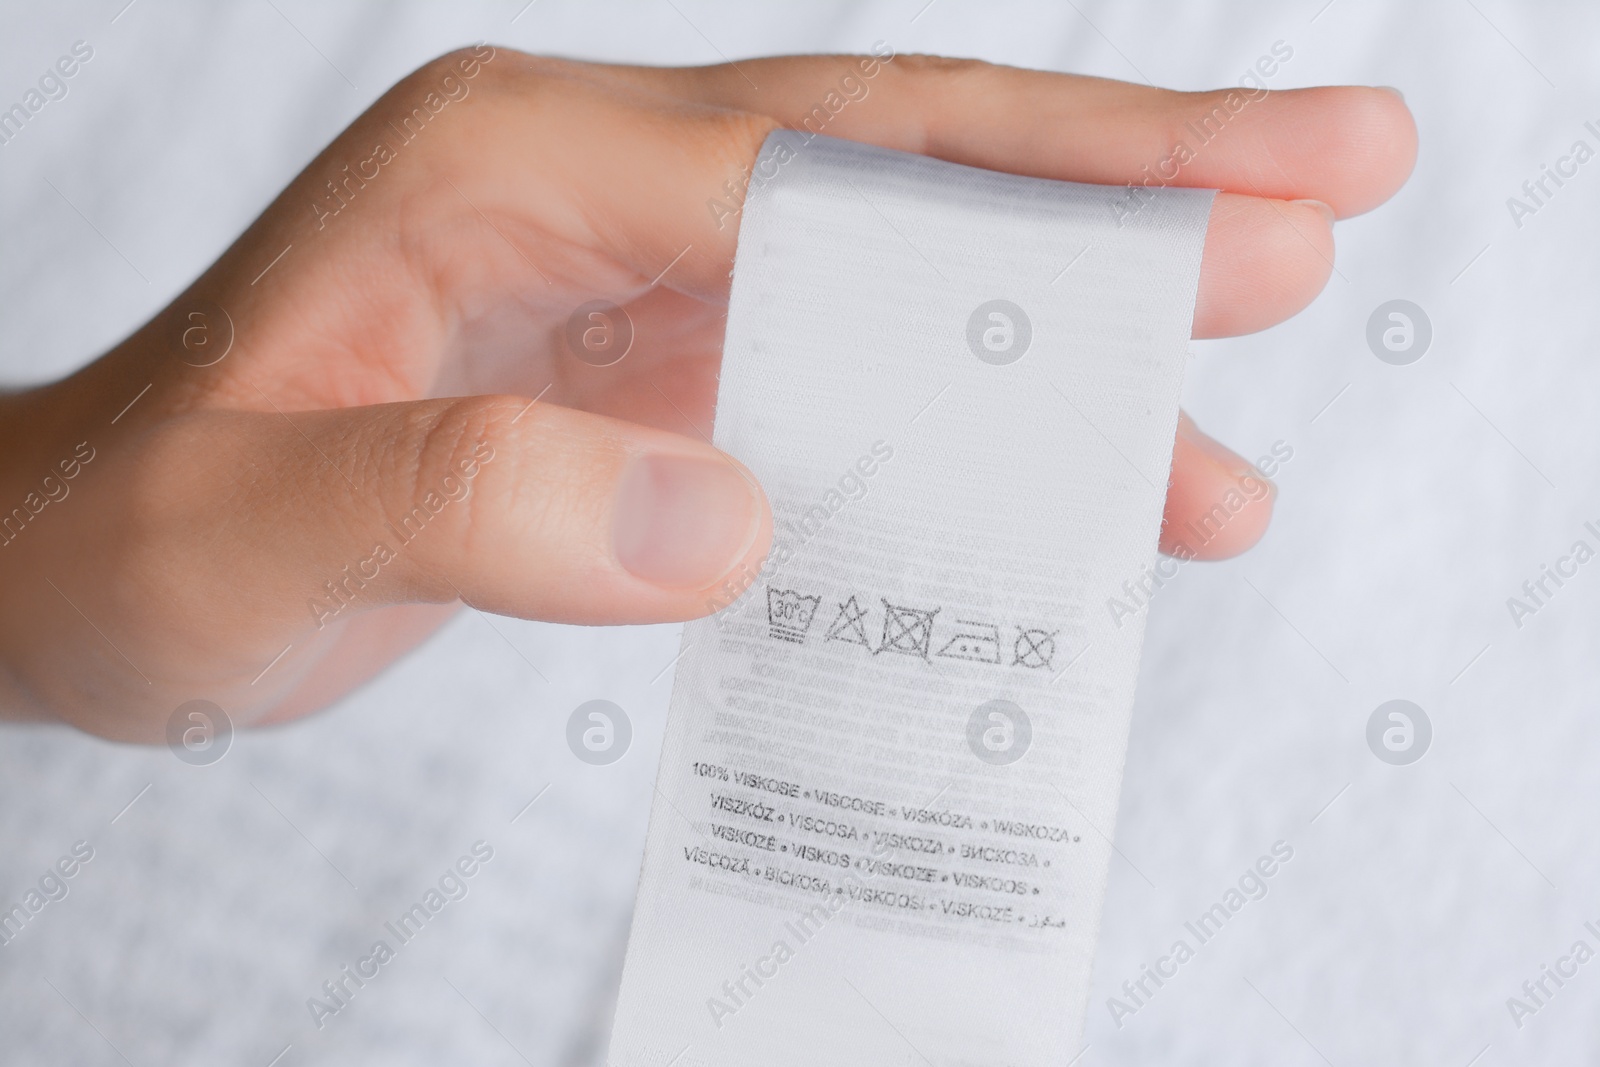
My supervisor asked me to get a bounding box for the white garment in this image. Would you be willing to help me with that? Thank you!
[0,2,1596,1064]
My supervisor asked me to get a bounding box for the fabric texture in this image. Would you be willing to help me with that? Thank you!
[0,3,1595,1065]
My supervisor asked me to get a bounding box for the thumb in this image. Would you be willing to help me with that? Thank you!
[150,395,773,632]
[320,395,772,625]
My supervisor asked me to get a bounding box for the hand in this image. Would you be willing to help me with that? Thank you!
[0,46,1415,739]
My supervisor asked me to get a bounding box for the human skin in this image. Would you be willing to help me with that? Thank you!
[0,47,1415,740]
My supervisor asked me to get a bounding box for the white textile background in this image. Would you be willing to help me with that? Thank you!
[0,2,1596,1065]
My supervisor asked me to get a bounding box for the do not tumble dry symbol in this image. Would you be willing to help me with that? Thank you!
[877,600,939,660]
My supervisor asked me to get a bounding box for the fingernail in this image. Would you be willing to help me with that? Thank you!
[1292,198,1336,225]
[613,453,764,590]
[1378,85,1405,102]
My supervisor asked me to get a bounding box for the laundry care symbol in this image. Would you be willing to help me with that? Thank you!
[766,588,821,643]
[877,601,939,660]
[824,595,871,646]
[768,585,1058,669]
[936,620,1002,664]
[1013,628,1057,670]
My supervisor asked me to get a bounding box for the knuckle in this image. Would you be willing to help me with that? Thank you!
[404,44,508,94]
[701,107,783,180]
[401,48,594,114]
[889,52,996,119]
[378,397,517,569]
[383,396,624,584]
[878,55,992,154]
[369,45,515,154]
[390,396,501,504]
[892,53,987,78]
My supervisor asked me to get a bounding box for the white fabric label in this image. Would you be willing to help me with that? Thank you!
[608,132,1214,1066]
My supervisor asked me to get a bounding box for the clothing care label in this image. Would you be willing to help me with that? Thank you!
[608,133,1214,1066]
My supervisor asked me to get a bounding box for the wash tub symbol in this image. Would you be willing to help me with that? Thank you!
[767,587,822,644]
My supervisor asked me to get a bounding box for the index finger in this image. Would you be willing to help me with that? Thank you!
[600,53,1416,218]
